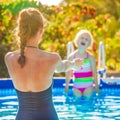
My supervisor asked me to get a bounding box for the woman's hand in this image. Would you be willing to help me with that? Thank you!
[55,56,83,73]
[73,58,83,70]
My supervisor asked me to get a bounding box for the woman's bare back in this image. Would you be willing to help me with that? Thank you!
[5,48,59,92]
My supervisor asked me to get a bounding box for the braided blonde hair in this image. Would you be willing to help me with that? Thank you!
[15,8,45,68]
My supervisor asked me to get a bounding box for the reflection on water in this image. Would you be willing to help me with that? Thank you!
[0,88,120,120]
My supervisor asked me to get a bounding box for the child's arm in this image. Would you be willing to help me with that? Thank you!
[65,71,71,93]
[89,55,100,93]
[64,55,74,93]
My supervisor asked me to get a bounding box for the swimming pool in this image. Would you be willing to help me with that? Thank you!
[0,78,120,120]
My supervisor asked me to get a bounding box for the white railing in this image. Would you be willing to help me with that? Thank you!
[98,41,106,79]
[67,42,74,59]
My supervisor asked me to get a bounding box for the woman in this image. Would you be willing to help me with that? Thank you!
[65,30,100,99]
[4,8,83,120]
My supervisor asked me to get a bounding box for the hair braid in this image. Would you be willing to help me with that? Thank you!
[15,8,45,68]
[18,41,26,68]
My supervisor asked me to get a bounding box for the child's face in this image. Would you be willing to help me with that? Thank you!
[77,33,91,49]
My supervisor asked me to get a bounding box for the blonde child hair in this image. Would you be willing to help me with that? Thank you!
[74,29,93,49]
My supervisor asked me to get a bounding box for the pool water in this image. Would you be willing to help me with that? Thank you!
[0,88,120,120]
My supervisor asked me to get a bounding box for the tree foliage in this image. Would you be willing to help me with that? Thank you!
[0,0,120,77]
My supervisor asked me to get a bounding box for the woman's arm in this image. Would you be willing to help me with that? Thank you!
[55,58,82,73]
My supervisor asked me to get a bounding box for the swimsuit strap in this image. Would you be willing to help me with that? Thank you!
[85,52,89,59]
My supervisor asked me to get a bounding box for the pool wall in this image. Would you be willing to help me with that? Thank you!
[0,77,69,89]
[0,77,120,89]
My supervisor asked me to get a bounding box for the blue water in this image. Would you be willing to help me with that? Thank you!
[0,88,120,120]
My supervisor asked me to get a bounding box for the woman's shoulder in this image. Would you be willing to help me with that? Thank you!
[5,52,13,58]
[4,50,19,63]
[5,51,18,59]
[42,51,61,61]
[50,52,61,61]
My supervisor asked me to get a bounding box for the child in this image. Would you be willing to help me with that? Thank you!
[65,29,100,98]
